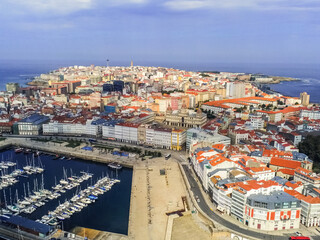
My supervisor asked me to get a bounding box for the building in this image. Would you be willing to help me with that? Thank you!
[245,167,275,181]
[294,167,320,187]
[103,83,114,92]
[16,114,50,135]
[165,104,207,129]
[300,92,310,106]
[113,80,124,93]
[0,215,54,237]
[300,109,320,120]
[101,119,124,139]
[171,129,186,151]
[228,129,249,144]
[244,191,301,230]
[285,189,320,227]
[6,82,20,93]
[186,128,231,150]
[144,125,186,150]
[115,122,140,144]
[230,180,283,223]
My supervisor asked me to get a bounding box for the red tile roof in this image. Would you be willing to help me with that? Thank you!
[270,157,301,169]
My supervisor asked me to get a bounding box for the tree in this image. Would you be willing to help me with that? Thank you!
[266,104,273,110]
[298,135,320,172]
[299,135,320,162]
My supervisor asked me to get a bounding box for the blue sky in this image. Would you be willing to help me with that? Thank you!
[0,0,320,65]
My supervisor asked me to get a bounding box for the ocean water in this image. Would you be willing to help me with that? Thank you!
[0,148,132,234]
[0,60,319,102]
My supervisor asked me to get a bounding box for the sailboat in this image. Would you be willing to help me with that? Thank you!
[60,168,69,185]
[35,156,44,174]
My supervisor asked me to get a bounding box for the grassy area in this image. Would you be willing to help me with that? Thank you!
[0,137,6,141]
[65,140,81,148]
[120,146,142,154]
[52,140,65,144]
[32,138,50,142]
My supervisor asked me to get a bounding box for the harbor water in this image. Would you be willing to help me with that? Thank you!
[0,148,132,235]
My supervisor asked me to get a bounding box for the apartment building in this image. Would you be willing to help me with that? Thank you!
[244,191,301,231]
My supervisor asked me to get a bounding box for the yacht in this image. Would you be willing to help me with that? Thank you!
[108,162,122,170]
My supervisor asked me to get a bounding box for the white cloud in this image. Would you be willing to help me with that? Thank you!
[11,0,93,14]
[163,0,320,11]
[9,0,148,15]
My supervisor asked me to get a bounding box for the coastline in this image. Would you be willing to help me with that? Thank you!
[266,76,299,84]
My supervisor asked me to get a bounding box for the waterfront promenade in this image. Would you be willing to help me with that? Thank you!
[0,137,136,168]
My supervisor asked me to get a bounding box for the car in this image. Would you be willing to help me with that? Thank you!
[295,232,302,236]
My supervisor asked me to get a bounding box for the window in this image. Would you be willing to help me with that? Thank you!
[275,203,281,209]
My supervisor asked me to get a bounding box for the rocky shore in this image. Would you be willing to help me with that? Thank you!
[265,76,298,84]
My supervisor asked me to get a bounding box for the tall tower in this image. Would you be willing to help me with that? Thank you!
[131,60,133,67]
[300,92,310,106]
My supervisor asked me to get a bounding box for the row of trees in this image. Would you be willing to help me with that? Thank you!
[120,146,162,157]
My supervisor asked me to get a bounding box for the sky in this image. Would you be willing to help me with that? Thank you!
[0,0,320,66]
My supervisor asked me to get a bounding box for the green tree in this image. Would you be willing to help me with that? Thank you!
[298,135,320,172]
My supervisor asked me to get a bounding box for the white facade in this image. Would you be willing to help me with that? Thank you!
[300,110,320,120]
[102,125,115,138]
[301,200,320,227]
[114,124,139,143]
[153,129,172,149]
[43,122,86,136]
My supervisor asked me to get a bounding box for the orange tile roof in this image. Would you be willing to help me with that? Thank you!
[248,167,273,173]
[236,179,280,192]
[285,189,320,204]
[270,157,301,169]
[284,181,303,189]
[278,168,295,176]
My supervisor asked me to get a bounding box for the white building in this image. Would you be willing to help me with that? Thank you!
[300,109,320,120]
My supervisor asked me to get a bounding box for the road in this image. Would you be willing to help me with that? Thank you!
[182,164,303,240]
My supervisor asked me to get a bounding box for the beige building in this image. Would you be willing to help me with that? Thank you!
[6,82,20,93]
[165,103,207,129]
[300,92,310,106]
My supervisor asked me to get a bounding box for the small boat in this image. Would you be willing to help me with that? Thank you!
[7,205,20,213]
[48,219,58,226]
[24,149,31,154]
[15,148,23,153]
[108,162,122,170]
[57,215,65,221]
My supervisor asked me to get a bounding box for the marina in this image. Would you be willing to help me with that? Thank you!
[0,148,132,235]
